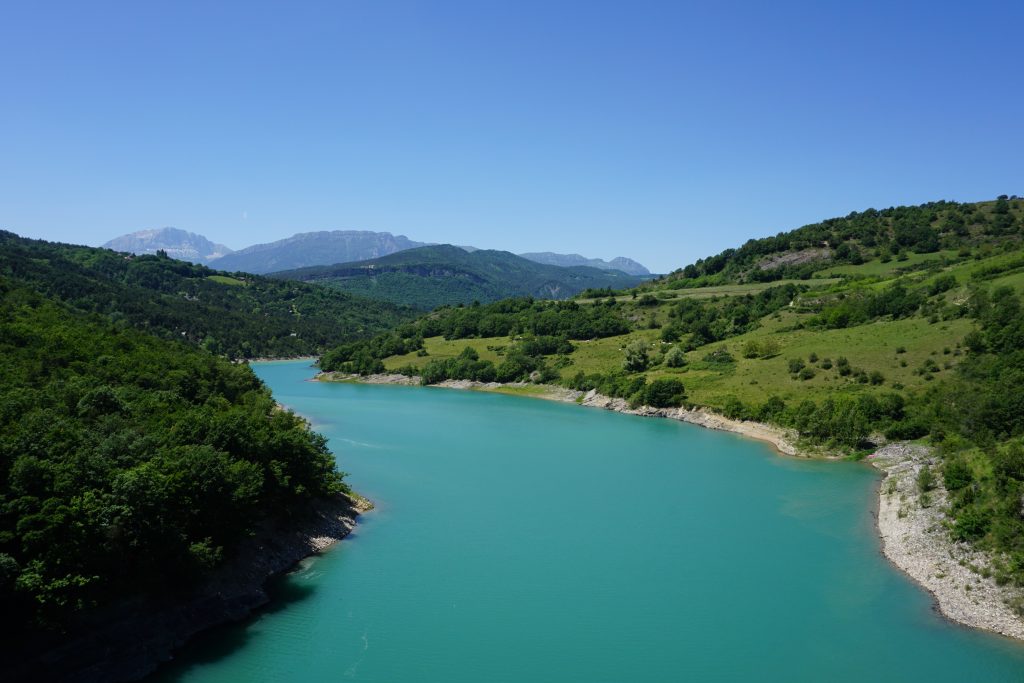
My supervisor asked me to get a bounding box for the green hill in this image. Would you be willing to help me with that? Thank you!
[322,196,1024,585]
[0,231,415,359]
[0,280,347,656]
[272,244,646,310]
[656,195,1023,287]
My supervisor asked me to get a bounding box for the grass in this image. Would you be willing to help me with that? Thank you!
[812,250,959,278]
[372,243,1023,419]
[206,275,246,286]
[383,336,509,371]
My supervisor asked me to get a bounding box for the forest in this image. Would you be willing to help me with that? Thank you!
[0,279,346,640]
[0,231,413,359]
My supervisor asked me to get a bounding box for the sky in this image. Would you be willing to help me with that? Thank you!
[1,1,1022,273]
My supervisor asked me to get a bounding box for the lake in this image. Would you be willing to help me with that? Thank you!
[156,360,1024,681]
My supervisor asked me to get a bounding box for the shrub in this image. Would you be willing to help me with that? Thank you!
[634,378,686,408]
[916,466,935,493]
[703,347,735,365]
[664,346,687,368]
[788,358,806,374]
[721,396,750,420]
[623,339,650,372]
[943,458,973,491]
[799,367,816,381]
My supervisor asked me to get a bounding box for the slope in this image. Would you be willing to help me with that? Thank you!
[102,227,233,264]
[323,196,1024,586]
[272,244,645,309]
[208,229,427,274]
[519,251,651,275]
[0,231,414,359]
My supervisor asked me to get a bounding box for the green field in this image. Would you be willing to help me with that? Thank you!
[375,241,1023,416]
[206,274,246,286]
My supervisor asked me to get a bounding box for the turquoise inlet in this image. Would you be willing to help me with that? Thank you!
[156,360,1024,682]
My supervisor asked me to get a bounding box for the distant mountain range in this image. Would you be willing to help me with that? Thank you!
[208,230,428,273]
[272,244,645,309]
[518,252,649,276]
[102,227,233,264]
[102,227,651,276]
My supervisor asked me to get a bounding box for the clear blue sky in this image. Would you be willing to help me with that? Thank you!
[1,1,1021,273]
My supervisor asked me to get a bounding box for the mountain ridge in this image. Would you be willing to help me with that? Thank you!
[272,244,644,309]
[102,227,651,277]
[103,227,233,264]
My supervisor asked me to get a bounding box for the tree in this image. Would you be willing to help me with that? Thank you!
[623,339,650,372]
[664,346,687,368]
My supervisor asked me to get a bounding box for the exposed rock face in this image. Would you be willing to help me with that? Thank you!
[103,228,233,264]
[871,444,1024,641]
[5,495,365,683]
[756,247,832,271]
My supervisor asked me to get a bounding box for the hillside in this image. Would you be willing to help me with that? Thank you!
[321,196,1024,586]
[0,231,414,359]
[272,245,645,310]
[208,230,427,274]
[519,252,651,275]
[102,227,233,264]
[657,196,1023,287]
[0,280,348,666]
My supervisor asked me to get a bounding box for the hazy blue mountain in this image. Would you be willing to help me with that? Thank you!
[518,251,650,275]
[103,227,233,264]
[208,230,427,274]
[272,244,644,310]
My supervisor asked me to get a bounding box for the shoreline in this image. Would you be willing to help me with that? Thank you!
[7,493,369,683]
[318,371,803,458]
[870,444,1024,641]
[320,370,1024,643]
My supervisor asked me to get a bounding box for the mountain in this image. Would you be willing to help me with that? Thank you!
[103,227,233,264]
[272,244,645,310]
[0,231,414,358]
[519,252,651,276]
[208,230,427,274]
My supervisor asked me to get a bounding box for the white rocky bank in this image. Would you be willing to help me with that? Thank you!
[871,443,1024,640]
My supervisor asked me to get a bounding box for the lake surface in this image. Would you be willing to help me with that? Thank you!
[157,360,1024,681]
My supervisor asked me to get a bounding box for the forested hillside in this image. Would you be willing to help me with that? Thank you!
[274,244,644,309]
[659,196,1023,287]
[0,280,346,644]
[324,196,1024,585]
[0,231,414,358]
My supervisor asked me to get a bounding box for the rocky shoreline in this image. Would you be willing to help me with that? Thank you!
[870,444,1024,641]
[318,372,801,457]
[322,371,1024,642]
[6,494,368,683]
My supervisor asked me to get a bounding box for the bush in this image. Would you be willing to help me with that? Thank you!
[798,367,816,381]
[721,396,750,420]
[634,378,686,408]
[703,347,735,365]
[943,458,973,491]
[916,466,935,493]
[623,339,650,372]
[664,346,687,368]
[788,358,806,374]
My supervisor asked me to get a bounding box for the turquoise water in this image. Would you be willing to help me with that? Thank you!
[157,360,1024,681]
